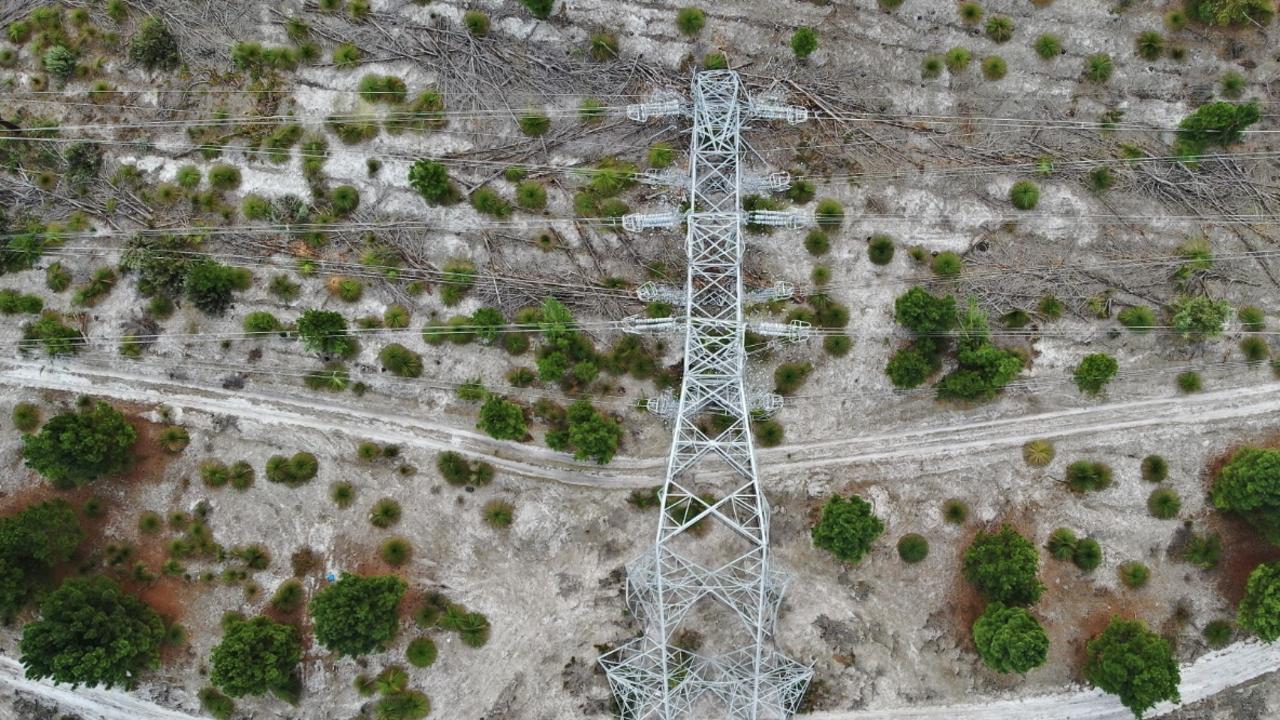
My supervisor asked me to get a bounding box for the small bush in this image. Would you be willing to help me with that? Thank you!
[333,43,360,67]
[370,498,402,528]
[753,419,784,448]
[1118,561,1150,589]
[515,181,547,211]
[589,32,618,61]
[867,235,894,265]
[1073,538,1102,570]
[676,7,705,35]
[1203,620,1233,648]
[1023,439,1055,467]
[943,499,969,524]
[814,198,844,229]
[981,55,1007,81]
[265,452,319,487]
[1238,306,1265,332]
[1085,53,1114,83]
[12,402,40,433]
[1047,528,1078,560]
[483,499,515,528]
[43,45,77,80]
[520,0,555,19]
[330,481,355,508]
[1221,71,1246,100]
[129,18,180,71]
[959,2,983,24]
[1135,31,1164,60]
[1241,336,1269,364]
[962,525,1043,606]
[773,361,812,395]
[208,164,242,191]
[1147,488,1181,519]
[1034,33,1062,60]
[945,47,972,72]
[1184,531,1221,569]
[1066,461,1113,493]
[1074,353,1118,395]
[1010,181,1040,210]
[1086,166,1114,194]
[199,687,235,720]
[271,579,305,613]
[897,534,929,563]
[160,426,190,453]
[406,637,437,668]
[790,27,818,60]
[921,55,943,80]
[1118,306,1156,331]
[379,344,423,378]
[804,230,830,256]
[1176,371,1202,393]
[811,495,884,564]
[985,16,1014,43]
[379,537,412,566]
[931,252,963,277]
[518,111,550,137]
[1141,455,1168,482]
[463,10,490,36]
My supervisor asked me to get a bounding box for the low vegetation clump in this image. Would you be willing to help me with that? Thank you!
[1046,528,1077,561]
[1119,561,1151,589]
[1066,460,1113,493]
[309,574,407,657]
[1022,439,1054,467]
[1073,353,1118,395]
[406,637,437,668]
[867,234,895,265]
[266,452,319,487]
[943,499,969,525]
[1148,488,1181,519]
[370,498,402,529]
[379,344,423,378]
[545,400,624,464]
[1009,180,1040,210]
[791,27,818,60]
[963,525,1043,606]
[1141,454,1168,482]
[1175,101,1260,158]
[22,401,136,489]
[1073,538,1103,571]
[973,602,1049,673]
[811,495,884,564]
[1084,618,1180,717]
[896,534,929,564]
[129,17,181,70]
[483,499,515,529]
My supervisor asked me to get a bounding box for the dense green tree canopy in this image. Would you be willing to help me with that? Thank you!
[1211,447,1280,544]
[0,499,83,620]
[20,577,164,689]
[309,574,406,657]
[185,260,250,316]
[1238,561,1280,642]
[811,495,884,564]
[1074,353,1119,396]
[296,309,354,357]
[1083,618,1180,718]
[962,525,1044,606]
[477,395,527,441]
[210,616,301,697]
[973,602,1049,673]
[894,287,958,335]
[22,401,136,489]
[559,400,623,464]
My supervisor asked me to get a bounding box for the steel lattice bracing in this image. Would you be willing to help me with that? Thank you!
[599,71,811,720]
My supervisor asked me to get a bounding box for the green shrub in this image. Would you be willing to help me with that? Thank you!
[12,402,40,433]
[973,602,1049,673]
[1176,101,1260,157]
[1119,561,1150,589]
[703,51,728,69]
[199,687,235,720]
[1176,371,1202,393]
[588,32,618,61]
[1073,353,1118,395]
[773,361,812,395]
[330,481,355,508]
[959,2,983,23]
[962,524,1043,606]
[1066,460,1112,493]
[1203,619,1232,648]
[985,16,1014,43]
[1009,180,1040,209]
[471,187,511,218]
[1211,447,1280,544]
[897,534,929,563]
[814,198,844,229]
[514,181,547,210]
[676,7,705,35]
[943,499,969,524]
[297,309,354,356]
[811,495,884,564]
[370,498,401,528]
[1085,53,1114,83]
[1140,455,1168,482]
[379,537,412,566]
[379,344,423,378]
[483,499,515,528]
[1241,336,1269,364]
[981,55,1007,81]
[804,230,829,256]
[1189,0,1275,26]
[1084,618,1180,716]
[333,43,360,67]
[1172,296,1230,338]
[406,637,437,668]
[790,27,818,60]
[1023,439,1055,467]
[1135,31,1164,60]
[1086,166,1114,194]
[210,615,301,698]
[867,234,894,265]
[753,419,784,448]
[42,45,76,79]
[886,346,934,389]
[243,311,281,333]
[1034,33,1062,60]
[824,334,852,357]
[520,0,555,19]
[1117,306,1155,331]
[463,10,490,35]
[921,55,943,80]
[265,452,319,487]
[1147,488,1181,519]
[1073,538,1102,570]
[129,17,180,70]
[946,47,972,72]
[1046,528,1078,560]
[408,159,458,204]
[1238,306,1265,331]
[1184,531,1221,569]
[931,251,962,277]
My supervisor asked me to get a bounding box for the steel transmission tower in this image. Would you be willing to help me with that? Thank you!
[599,71,812,720]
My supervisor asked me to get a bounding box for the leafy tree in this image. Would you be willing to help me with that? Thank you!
[128,17,180,70]
[0,499,83,620]
[894,287,957,334]
[309,574,406,657]
[185,260,250,316]
[1238,561,1280,641]
[560,400,623,464]
[210,616,301,698]
[1074,353,1118,395]
[477,395,527,441]
[408,159,457,204]
[1172,296,1230,338]
[973,602,1049,673]
[1083,618,1180,718]
[1189,0,1274,26]
[20,576,164,688]
[885,345,934,388]
[1176,101,1260,156]
[811,495,884,564]
[297,309,355,356]
[1212,447,1280,544]
[962,524,1043,606]
[23,401,136,489]
[936,341,1023,401]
